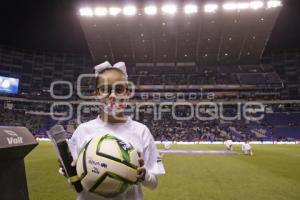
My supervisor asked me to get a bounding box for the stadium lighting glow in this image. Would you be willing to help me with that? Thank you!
[144,6,157,15]
[94,7,107,16]
[204,4,218,13]
[237,2,250,10]
[123,6,137,16]
[184,4,198,14]
[161,4,177,15]
[218,1,263,12]
[79,1,278,18]
[267,0,282,8]
[109,7,122,16]
[79,8,93,16]
[249,1,264,10]
[223,2,237,10]
[223,2,250,10]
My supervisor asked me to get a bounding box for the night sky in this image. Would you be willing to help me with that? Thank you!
[0,0,299,56]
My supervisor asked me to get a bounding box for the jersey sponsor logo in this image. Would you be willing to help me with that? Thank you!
[4,130,24,145]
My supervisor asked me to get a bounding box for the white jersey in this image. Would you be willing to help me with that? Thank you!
[69,116,165,200]
[242,143,252,151]
[224,140,233,148]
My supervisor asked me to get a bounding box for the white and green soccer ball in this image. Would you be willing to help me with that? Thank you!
[76,134,140,197]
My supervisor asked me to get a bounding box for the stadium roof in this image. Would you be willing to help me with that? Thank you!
[79,1,282,65]
[0,0,299,58]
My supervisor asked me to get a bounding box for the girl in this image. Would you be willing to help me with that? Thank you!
[68,61,164,200]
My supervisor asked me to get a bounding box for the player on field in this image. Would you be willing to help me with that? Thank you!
[66,61,165,200]
[163,142,172,150]
[242,140,253,156]
[224,139,233,151]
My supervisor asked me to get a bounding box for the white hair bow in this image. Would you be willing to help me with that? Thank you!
[94,61,128,77]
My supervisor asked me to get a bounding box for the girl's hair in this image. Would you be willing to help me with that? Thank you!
[95,68,128,91]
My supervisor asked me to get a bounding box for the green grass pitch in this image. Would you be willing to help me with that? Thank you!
[25,142,300,200]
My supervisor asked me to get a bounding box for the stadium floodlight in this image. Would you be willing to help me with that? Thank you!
[249,1,264,10]
[267,0,282,8]
[123,6,137,16]
[94,7,108,16]
[144,6,157,15]
[161,4,177,15]
[223,2,250,10]
[204,4,218,13]
[237,2,250,10]
[223,2,237,10]
[109,7,122,16]
[79,8,94,17]
[184,4,198,14]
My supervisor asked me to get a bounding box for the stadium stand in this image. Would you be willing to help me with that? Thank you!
[0,47,300,141]
[0,46,286,91]
[1,99,299,141]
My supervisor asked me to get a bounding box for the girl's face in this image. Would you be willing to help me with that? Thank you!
[96,69,129,116]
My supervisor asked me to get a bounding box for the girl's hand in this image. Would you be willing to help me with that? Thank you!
[137,153,146,182]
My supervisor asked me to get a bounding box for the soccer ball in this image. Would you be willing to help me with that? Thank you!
[76,134,140,197]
